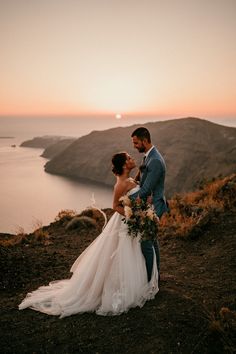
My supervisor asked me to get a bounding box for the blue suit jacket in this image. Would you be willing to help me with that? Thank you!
[131,146,169,218]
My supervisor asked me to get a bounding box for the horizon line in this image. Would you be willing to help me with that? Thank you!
[0,113,236,120]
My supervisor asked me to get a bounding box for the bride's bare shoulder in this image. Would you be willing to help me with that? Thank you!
[113,180,126,194]
[114,178,137,197]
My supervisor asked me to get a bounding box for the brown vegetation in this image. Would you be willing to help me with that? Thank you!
[159,173,236,239]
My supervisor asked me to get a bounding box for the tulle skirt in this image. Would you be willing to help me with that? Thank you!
[19,212,159,317]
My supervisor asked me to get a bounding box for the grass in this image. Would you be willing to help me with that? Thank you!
[159,173,236,239]
[32,219,51,245]
[0,220,51,247]
[0,225,28,247]
[54,209,77,222]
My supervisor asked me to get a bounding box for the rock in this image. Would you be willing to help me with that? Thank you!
[41,138,76,158]
[65,216,96,230]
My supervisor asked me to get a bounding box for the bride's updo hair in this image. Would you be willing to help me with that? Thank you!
[112,152,127,176]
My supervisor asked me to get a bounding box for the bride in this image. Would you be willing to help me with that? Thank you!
[19,152,159,317]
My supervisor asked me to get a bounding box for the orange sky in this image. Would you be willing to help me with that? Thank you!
[0,0,235,118]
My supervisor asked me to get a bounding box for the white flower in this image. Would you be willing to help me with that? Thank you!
[119,194,131,206]
[146,208,155,220]
[124,206,133,219]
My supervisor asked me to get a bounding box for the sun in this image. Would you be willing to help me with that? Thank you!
[115,114,122,119]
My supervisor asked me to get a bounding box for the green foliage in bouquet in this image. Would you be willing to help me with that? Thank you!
[119,195,159,241]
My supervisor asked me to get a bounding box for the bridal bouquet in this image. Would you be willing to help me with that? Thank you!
[119,195,159,241]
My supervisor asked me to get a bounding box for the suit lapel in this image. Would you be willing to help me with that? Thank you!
[140,147,157,185]
[144,146,156,165]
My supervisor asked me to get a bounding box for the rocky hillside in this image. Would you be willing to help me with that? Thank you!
[41,138,77,159]
[0,174,235,353]
[44,117,236,197]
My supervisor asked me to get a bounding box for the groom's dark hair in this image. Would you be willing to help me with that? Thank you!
[131,127,151,143]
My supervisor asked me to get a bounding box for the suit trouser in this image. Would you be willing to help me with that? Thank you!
[141,238,160,282]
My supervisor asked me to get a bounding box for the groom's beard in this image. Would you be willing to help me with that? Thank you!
[137,144,146,153]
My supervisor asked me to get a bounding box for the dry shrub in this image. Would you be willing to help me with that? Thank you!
[79,207,105,222]
[15,225,26,236]
[31,218,44,234]
[219,307,236,330]
[54,209,77,222]
[0,236,24,247]
[34,228,50,244]
[32,219,51,245]
[204,306,236,352]
[0,220,52,247]
[53,207,107,233]
[79,207,108,230]
[208,306,236,349]
[65,216,96,230]
[0,226,28,247]
[159,174,236,239]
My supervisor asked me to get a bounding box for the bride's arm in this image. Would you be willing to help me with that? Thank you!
[112,184,125,216]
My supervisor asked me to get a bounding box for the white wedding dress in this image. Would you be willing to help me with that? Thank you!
[19,187,159,317]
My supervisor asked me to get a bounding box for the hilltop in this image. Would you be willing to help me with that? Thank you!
[20,135,76,150]
[44,117,236,196]
[0,174,235,353]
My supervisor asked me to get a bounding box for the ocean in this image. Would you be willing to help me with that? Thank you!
[0,116,124,234]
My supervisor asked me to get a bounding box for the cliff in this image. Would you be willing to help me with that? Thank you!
[41,138,77,159]
[44,117,236,197]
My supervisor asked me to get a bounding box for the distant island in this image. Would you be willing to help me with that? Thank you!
[0,136,15,139]
[20,135,76,149]
[20,135,77,159]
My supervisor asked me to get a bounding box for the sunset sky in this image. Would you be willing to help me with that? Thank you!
[0,0,235,119]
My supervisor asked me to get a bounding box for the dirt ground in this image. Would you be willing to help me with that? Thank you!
[0,208,235,354]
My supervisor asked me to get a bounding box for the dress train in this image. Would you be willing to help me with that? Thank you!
[19,190,159,317]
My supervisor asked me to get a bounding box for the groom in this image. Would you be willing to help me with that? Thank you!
[131,127,169,281]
